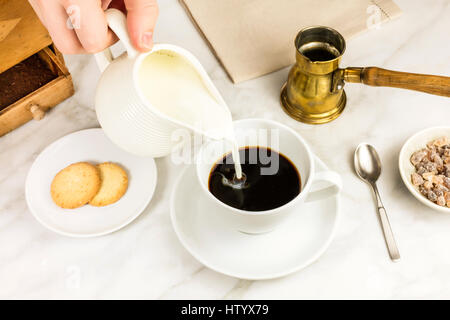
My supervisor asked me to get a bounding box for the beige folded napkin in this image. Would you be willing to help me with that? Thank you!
[180,0,402,83]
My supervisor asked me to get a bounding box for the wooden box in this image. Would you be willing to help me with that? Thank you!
[0,0,74,137]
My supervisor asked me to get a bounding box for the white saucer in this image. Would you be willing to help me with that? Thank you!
[170,156,340,280]
[26,128,157,237]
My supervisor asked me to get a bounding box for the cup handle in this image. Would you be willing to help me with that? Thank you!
[94,8,139,72]
[305,170,342,202]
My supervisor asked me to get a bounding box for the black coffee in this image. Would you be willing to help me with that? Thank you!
[208,147,301,211]
[302,47,338,61]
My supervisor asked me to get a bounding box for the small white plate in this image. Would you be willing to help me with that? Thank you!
[25,128,157,237]
[399,126,450,213]
[170,157,339,280]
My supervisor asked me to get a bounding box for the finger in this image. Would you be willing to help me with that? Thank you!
[61,0,118,53]
[35,0,86,54]
[124,0,159,51]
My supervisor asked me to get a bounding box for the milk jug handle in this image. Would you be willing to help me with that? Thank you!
[94,8,139,72]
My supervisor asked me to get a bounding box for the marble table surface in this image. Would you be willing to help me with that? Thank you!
[1,0,450,299]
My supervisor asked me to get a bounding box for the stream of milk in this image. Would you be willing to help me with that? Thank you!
[138,50,242,179]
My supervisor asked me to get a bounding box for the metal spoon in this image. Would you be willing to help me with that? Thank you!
[354,143,400,261]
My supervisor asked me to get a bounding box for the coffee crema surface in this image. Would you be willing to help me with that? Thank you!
[208,147,301,211]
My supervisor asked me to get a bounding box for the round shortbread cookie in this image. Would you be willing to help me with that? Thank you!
[51,162,101,209]
[89,162,128,207]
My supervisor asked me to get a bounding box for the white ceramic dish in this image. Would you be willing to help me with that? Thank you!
[170,157,340,280]
[399,126,450,213]
[25,128,157,237]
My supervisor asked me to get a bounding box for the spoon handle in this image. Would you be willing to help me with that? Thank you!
[372,183,401,261]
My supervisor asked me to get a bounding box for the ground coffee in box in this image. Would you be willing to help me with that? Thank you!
[0,54,56,111]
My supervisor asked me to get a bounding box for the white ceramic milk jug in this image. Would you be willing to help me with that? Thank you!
[95,9,231,157]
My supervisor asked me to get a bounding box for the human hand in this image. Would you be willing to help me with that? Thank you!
[28,0,158,54]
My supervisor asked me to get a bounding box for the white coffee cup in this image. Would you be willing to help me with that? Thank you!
[196,118,342,234]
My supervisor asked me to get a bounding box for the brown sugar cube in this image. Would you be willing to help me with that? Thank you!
[432,175,444,186]
[422,172,435,181]
[432,137,449,148]
[410,149,428,166]
[411,173,424,186]
[424,181,433,190]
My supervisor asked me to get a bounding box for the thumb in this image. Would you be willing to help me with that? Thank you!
[124,0,159,51]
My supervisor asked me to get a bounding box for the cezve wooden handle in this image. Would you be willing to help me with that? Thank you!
[344,67,450,97]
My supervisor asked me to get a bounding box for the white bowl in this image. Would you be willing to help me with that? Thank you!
[399,126,450,213]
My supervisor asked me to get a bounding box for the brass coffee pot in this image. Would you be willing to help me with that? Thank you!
[281,26,450,124]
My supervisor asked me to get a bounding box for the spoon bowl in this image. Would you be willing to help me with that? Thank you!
[354,143,382,183]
